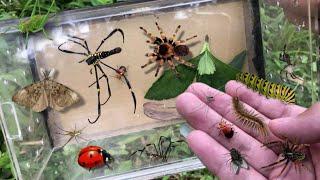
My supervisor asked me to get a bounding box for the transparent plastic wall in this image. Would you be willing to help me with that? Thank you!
[260,0,319,107]
[0,0,262,179]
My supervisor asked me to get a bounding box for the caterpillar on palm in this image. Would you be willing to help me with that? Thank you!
[236,72,295,104]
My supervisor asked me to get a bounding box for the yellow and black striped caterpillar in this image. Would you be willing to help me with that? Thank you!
[236,72,295,104]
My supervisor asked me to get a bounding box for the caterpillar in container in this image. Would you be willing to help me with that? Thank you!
[232,96,268,137]
[236,72,295,104]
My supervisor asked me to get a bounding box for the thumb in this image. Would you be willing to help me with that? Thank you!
[269,102,320,144]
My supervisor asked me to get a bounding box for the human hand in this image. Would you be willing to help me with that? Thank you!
[176,81,320,180]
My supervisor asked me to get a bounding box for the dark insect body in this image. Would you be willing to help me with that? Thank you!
[129,136,185,162]
[228,148,248,174]
[236,72,295,104]
[140,22,196,77]
[55,123,88,147]
[279,44,302,81]
[217,118,234,139]
[261,139,307,176]
[78,146,114,171]
[58,29,136,124]
[232,96,268,137]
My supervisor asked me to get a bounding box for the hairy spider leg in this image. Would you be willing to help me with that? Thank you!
[155,59,164,77]
[141,53,157,68]
[173,56,194,67]
[96,28,124,52]
[175,35,198,45]
[155,22,166,39]
[167,59,179,75]
[172,25,181,39]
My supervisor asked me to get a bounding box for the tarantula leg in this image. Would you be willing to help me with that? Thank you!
[172,25,181,39]
[155,59,164,77]
[174,56,195,68]
[141,56,156,68]
[176,35,197,44]
[140,27,157,41]
[167,59,179,76]
[155,22,166,39]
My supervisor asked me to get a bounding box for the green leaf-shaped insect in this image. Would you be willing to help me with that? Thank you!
[197,35,216,76]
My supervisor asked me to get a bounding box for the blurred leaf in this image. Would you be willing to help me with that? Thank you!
[144,58,197,100]
[91,0,115,6]
[198,40,216,75]
[229,50,247,70]
[196,51,240,91]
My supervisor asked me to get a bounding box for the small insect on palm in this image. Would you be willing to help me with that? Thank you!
[216,118,234,139]
[261,139,308,177]
[226,148,249,175]
[129,136,185,162]
[140,22,196,77]
[55,123,89,147]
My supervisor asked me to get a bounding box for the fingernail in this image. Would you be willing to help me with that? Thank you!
[180,123,194,138]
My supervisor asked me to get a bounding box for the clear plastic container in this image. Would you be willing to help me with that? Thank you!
[0,0,264,179]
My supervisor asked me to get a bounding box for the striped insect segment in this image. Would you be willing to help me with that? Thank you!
[232,97,268,137]
[236,72,295,104]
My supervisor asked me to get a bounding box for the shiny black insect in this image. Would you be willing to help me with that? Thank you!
[129,136,185,162]
[58,29,136,124]
[228,148,248,174]
[261,139,307,176]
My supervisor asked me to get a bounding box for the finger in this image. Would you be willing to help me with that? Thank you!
[184,83,279,142]
[269,102,320,144]
[310,143,320,179]
[187,130,267,180]
[176,92,278,176]
[225,80,306,119]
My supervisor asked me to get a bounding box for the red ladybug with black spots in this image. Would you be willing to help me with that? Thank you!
[78,146,114,171]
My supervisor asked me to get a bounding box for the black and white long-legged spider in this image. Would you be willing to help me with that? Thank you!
[279,44,303,81]
[58,29,137,124]
[129,136,185,162]
[140,22,197,77]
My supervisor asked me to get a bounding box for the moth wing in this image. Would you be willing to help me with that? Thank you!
[48,80,80,111]
[231,162,240,175]
[12,81,49,112]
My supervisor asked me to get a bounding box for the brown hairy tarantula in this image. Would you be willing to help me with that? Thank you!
[140,22,197,77]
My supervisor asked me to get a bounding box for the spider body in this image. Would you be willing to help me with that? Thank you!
[140,22,196,76]
[261,139,307,176]
[58,29,136,124]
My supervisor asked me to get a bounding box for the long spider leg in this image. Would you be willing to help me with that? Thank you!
[167,59,179,76]
[279,159,290,176]
[54,122,70,133]
[58,42,88,56]
[141,56,157,68]
[88,65,102,124]
[172,25,181,39]
[96,28,124,52]
[155,22,166,39]
[67,35,91,54]
[61,136,75,148]
[174,56,194,67]
[155,59,164,77]
[77,135,90,142]
[66,39,89,54]
[121,75,137,113]
[158,136,167,157]
[176,35,197,44]
[96,64,112,105]
[261,158,286,169]
[74,136,80,144]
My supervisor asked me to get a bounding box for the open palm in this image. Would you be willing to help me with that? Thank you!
[176,81,320,180]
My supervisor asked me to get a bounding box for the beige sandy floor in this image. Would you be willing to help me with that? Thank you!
[32,1,247,147]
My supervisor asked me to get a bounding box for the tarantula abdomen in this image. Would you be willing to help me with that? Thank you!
[174,45,189,56]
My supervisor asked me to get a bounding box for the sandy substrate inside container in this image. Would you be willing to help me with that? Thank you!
[32,1,247,147]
